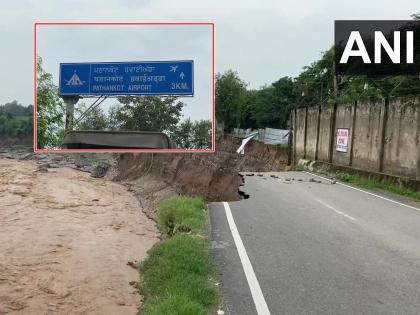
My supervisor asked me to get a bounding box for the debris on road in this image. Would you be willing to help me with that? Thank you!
[238,190,250,199]
[309,178,322,183]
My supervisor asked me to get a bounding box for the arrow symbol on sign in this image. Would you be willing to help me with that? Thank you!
[180,72,185,80]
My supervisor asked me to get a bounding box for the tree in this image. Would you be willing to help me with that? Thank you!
[2,101,33,116]
[0,102,33,138]
[170,118,212,149]
[248,77,296,129]
[215,70,247,131]
[36,55,65,149]
[171,118,194,149]
[191,119,212,149]
[411,13,420,20]
[74,103,108,131]
[293,48,335,107]
[114,96,184,133]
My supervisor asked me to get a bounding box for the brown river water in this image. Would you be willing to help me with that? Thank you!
[0,159,158,314]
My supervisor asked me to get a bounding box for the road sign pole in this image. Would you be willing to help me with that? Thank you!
[63,96,79,131]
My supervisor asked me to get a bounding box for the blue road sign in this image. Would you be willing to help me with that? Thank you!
[59,61,194,96]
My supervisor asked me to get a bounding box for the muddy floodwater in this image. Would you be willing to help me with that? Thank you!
[0,159,159,314]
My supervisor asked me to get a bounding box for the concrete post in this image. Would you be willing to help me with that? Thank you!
[293,109,297,165]
[314,105,321,161]
[63,96,79,131]
[328,103,337,163]
[349,101,357,166]
[303,106,308,159]
[378,98,389,173]
[287,112,293,166]
[417,106,420,181]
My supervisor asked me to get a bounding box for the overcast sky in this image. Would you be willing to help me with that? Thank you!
[0,0,418,120]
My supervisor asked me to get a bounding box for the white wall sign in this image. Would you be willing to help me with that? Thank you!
[336,128,349,153]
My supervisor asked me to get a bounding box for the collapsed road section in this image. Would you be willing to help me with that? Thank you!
[114,136,289,217]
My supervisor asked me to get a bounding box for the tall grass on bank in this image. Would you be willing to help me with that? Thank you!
[158,196,206,235]
[138,196,218,315]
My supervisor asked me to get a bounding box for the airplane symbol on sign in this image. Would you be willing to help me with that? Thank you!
[169,65,178,72]
[180,72,185,80]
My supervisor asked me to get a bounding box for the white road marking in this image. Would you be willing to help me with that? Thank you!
[315,198,356,221]
[222,202,271,315]
[303,171,420,212]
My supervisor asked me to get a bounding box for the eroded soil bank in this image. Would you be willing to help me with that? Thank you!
[0,158,159,314]
[115,136,290,218]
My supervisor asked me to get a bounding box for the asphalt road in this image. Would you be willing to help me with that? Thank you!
[209,171,420,315]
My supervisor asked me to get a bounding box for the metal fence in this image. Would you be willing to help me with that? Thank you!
[233,127,289,145]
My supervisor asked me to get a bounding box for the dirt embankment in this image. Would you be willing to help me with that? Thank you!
[115,136,290,218]
[216,136,290,172]
[0,158,158,315]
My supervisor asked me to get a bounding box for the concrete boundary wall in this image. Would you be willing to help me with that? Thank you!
[291,97,420,180]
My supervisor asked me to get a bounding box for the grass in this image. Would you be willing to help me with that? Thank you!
[277,143,289,149]
[295,164,305,171]
[138,196,218,315]
[158,196,206,235]
[335,171,420,201]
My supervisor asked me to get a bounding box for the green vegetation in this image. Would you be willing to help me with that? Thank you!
[0,101,33,139]
[139,196,218,315]
[336,172,420,201]
[158,196,206,235]
[294,164,305,172]
[36,56,66,149]
[215,13,420,133]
